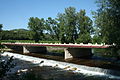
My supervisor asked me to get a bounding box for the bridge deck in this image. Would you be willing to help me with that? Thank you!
[2,43,110,48]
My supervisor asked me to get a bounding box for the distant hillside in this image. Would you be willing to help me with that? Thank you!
[1,29,32,40]
[11,29,29,32]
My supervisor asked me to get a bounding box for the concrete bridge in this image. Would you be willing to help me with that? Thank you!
[2,43,110,59]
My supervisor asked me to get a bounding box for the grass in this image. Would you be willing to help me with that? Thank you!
[49,49,64,53]
[0,40,60,43]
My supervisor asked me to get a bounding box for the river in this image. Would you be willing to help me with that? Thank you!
[1,51,120,80]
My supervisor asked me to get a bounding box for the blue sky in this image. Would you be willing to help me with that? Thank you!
[0,0,97,30]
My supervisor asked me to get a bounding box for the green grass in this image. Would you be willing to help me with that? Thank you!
[1,40,60,43]
[1,40,34,43]
[40,41,60,43]
[49,49,64,54]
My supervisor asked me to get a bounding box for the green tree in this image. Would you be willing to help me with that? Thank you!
[0,24,3,49]
[57,7,77,43]
[1,29,32,40]
[0,56,14,78]
[0,24,2,31]
[57,7,93,44]
[28,17,44,42]
[76,10,93,43]
[94,0,120,58]
[0,24,3,40]
[45,17,60,40]
[57,13,66,43]
[95,0,120,45]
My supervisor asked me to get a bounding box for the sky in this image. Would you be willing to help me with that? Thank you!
[0,0,98,30]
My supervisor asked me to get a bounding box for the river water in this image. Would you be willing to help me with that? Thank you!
[1,51,120,80]
[16,50,120,71]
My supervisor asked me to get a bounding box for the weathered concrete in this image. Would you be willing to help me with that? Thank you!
[23,46,47,54]
[64,48,92,59]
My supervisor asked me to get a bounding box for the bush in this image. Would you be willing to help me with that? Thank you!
[0,56,15,78]
[20,72,53,80]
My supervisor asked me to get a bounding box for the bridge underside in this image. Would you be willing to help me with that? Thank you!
[6,45,47,54]
[64,48,92,59]
[23,46,47,53]
[5,45,92,59]
[6,45,23,52]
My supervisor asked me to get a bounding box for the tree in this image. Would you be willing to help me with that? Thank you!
[57,7,77,43]
[0,29,32,40]
[0,56,14,78]
[95,0,120,44]
[57,7,93,44]
[76,10,93,43]
[28,17,44,42]
[94,0,120,58]
[57,13,66,43]
[0,24,2,31]
[45,17,60,40]
[0,24,3,40]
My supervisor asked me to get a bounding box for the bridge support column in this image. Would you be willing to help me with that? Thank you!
[23,46,47,54]
[64,48,92,60]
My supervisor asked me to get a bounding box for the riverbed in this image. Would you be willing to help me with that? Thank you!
[1,52,120,80]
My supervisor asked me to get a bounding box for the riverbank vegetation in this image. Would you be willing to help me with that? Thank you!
[0,0,120,59]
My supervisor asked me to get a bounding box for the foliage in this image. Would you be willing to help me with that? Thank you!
[57,7,93,43]
[0,24,3,40]
[92,24,102,44]
[45,17,60,40]
[1,40,60,43]
[0,32,15,78]
[77,33,91,44]
[0,43,4,50]
[92,35,102,44]
[76,10,93,43]
[94,0,120,58]
[57,7,77,43]
[0,24,4,49]
[0,29,32,40]
[95,0,120,45]
[20,72,53,80]
[0,24,2,31]
[0,56,15,78]
[28,17,45,42]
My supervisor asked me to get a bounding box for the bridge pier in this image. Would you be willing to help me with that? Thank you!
[64,48,92,60]
[23,46,47,54]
